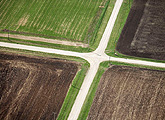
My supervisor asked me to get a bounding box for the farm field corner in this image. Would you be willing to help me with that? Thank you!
[116,0,165,60]
[0,51,79,120]
[0,0,117,53]
[87,65,165,120]
[0,0,109,45]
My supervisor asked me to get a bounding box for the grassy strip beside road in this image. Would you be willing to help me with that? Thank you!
[105,0,165,63]
[78,59,165,120]
[0,0,116,52]
[78,62,109,120]
[91,0,116,50]
[90,0,110,45]
[57,62,89,120]
[110,61,165,71]
[0,0,117,55]
[0,46,89,120]
[0,46,85,62]
[106,0,133,55]
[110,52,165,63]
[0,46,89,69]
[0,0,107,43]
[0,37,92,53]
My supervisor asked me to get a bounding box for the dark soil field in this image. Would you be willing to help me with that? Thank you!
[0,52,78,120]
[87,65,165,120]
[116,0,165,60]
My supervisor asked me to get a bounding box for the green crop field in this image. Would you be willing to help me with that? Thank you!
[0,0,108,43]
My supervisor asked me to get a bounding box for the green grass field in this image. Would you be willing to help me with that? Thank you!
[0,0,108,43]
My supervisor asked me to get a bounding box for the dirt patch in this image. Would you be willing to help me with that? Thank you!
[0,33,88,47]
[87,65,165,120]
[0,52,78,120]
[116,0,165,60]
[17,15,30,29]
[1,29,84,46]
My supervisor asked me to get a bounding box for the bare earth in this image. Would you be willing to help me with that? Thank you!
[0,52,78,120]
[116,0,165,60]
[0,0,165,119]
[87,65,165,120]
[0,33,88,48]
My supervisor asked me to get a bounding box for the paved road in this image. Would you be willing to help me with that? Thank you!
[68,0,123,119]
[0,0,165,120]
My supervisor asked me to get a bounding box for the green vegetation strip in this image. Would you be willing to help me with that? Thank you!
[105,0,165,63]
[111,51,165,63]
[0,46,85,62]
[106,0,133,55]
[90,0,110,45]
[0,0,116,53]
[0,0,107,43]
[0,46,89,120]
[90,0,116,50]
[57,62,89,120]
[0,37,92,53]
[110,61,165,71]
[78,62,109,120]
[78,59,165,120]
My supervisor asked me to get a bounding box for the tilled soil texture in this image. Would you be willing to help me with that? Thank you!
[87,65,165,120]
[116,0,165,60]
[0,52,78,120]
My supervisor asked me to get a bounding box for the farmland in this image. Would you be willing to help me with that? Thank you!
[0,0,108,43]
[0,52,79,120]
[87,65,165,120]
[116,0,165,60]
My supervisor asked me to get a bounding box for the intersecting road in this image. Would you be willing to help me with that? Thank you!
[0,0,165,120]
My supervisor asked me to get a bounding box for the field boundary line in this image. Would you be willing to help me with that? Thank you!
[0,33,88,47]
[0,0,165,120]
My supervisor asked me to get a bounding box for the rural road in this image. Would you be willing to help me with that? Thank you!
[0,0,165,120]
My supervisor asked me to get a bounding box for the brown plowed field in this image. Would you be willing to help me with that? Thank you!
[116,0,165,60]
[87,66,165,120]
[0,52,78,120]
